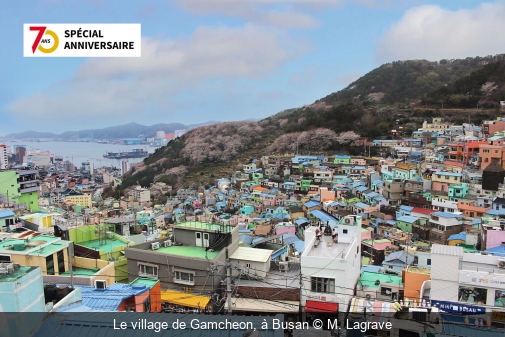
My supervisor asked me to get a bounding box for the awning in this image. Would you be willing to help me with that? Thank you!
[160,290,211,309]
[305,300,338,313]
[232,298,299,313]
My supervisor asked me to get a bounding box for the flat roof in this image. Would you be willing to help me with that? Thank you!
[307,235,351,258]
[156,245,220,259]
[78,238,128,253]
[174,221,233,233]
[0,266,38,283]
[0,235,70,257]
[130,277,159,288]
[358,271,403,289]
[229,247,274,263]
[60,267,97,277]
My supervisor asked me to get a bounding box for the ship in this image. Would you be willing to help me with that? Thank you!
[103,148,149,159]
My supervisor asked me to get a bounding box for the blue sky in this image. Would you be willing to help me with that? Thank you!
[2,0,505,135]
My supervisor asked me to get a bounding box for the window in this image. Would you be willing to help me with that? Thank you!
[458,286,487,305]
[427,259,431,266]
[343,229,348,234]
[381,287,392,296]
[311,277,335,293]
[139,263,159,279]
[495,290,505,307]
[57,251,65,273]
[245,263,252,269]
[46,255,55,275]
[143,296,151,312]
[0,255,11,262]
[174,270,195,285]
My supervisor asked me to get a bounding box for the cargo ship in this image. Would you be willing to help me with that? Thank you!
[103,148,149,159]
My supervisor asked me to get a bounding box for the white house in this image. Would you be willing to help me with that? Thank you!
[300,215,362,318]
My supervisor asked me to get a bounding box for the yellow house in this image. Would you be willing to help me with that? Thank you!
[65,193,92,207]
[0,233,70,276]
[20,212,60,231]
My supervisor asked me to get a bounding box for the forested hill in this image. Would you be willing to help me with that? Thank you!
[424,56,505,109]
[317,55,504,106]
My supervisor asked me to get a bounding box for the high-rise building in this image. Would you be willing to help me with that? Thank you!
[16,146,26,164]
[0,144,7,169]
[121,160,131,176]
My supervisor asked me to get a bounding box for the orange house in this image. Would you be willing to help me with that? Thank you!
[479,144,505,170]
[403,266,431,302]
[457,200,490,218]
[130,277,162,312]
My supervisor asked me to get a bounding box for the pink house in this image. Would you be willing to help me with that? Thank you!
[361,228,373,241]
[275,223,296,236]
[192,199,203,210]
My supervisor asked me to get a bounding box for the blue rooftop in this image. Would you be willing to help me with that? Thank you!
[434,172,461,177]
[447,232,466,242]
[397,215,418,223]
[310,210,338,225]
[80,283,149,311]
[0,209,15,218]
[304,200,320,208]
[353,202,371,209]
[432,211,462,218]
[485,246,505,257]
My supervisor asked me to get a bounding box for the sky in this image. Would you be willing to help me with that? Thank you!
[1,0,505,136]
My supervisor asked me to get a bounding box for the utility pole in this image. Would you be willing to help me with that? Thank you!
[68,242,74,288]
[225,248,233,314]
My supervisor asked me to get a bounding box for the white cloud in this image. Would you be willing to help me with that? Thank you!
[173,0,336,29]
[376,2,505,62]
[6,25,304,128]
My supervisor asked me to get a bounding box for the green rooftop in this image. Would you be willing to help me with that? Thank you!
[0,266,38,283]
[0,235,70,257]
[130,277,159,289]
[60,267,97,277]
[358,271,403,289]
[175,221,233,233]
[78,238,129,253]
[156,245,220,259]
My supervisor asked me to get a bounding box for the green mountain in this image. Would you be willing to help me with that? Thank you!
[318,55,503,106]
[115,55,505,196]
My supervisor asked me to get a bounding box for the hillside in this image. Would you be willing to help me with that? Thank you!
[317,55,503,106]
[4,121,219,140]
[116,54,505,195]
[424,56,505,109]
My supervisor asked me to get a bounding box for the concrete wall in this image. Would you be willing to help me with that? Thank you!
[0,267,45,312]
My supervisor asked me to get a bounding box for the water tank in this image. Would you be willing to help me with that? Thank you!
[13,243,26,251]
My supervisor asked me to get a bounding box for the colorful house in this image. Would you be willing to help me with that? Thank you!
[334,154,351,165]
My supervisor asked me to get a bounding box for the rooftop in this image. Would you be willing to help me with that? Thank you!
[0,234,70,257]
[130,277,159,289]
[357,271,403,289]
[0,266,38,283]
[60,267,97,277]
[156,245,221,259]
[306,235,351,259]
[174,221,234,233]
[78,238,129,253]
[229,246,274,263]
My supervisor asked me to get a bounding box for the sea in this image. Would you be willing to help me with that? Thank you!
[2,141,158,169]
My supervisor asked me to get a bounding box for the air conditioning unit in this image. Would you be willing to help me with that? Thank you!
[94,280,107,289]
[344,218,351,224]
[163,240,172,247]
[151,242,160,250]
[497,258,505,268]
[279,262,289,272]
